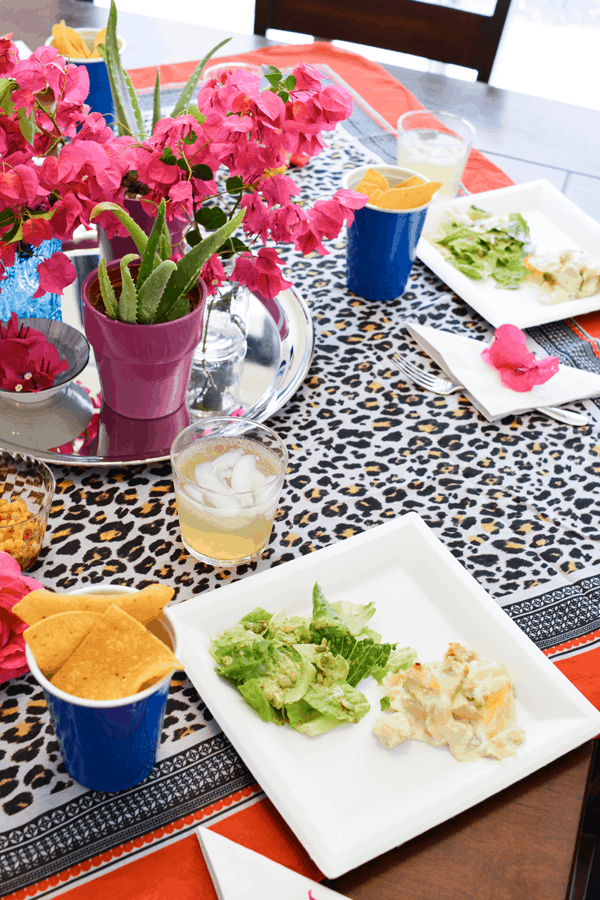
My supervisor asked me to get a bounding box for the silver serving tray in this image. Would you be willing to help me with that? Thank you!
[0,287,314,466]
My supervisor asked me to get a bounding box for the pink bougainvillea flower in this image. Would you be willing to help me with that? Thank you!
[233,248,293,299]
[481,324,559,392]
[0,312,69,391]
[0,551,43,685]
[21,216,54,247]
[32,251,76,298]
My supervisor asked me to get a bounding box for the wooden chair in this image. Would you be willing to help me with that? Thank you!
[254,0,512,82]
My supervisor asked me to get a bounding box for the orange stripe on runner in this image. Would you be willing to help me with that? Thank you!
[566,317,600,360]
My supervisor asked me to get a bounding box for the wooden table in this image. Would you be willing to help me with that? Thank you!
[1,4,597,897]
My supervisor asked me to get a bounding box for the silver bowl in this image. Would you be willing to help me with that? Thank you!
[0,318,90,406]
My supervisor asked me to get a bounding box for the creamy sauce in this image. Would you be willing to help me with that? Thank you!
[372,643,525,762]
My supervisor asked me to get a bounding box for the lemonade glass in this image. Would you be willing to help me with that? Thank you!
[397,110,476,201]
[171,417,288,567]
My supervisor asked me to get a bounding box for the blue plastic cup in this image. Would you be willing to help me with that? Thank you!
[25,585,180,792]
[343,165,433,301]
[45,28,126,123]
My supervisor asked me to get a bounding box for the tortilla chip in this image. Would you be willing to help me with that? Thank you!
[50,605,182,701]
[13,584,174,627]
[355,167,389,196]
[396,175,424,189]
[24,611,101,674]
[374,181,443,209]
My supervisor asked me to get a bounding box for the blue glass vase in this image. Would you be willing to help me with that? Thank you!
[0,239,62,322]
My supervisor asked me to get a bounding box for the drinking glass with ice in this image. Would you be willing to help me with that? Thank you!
[170,418,288,566]
[397,109,475,202]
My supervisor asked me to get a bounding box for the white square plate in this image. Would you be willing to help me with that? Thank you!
[172,513,600,878]
[417,180,600,328]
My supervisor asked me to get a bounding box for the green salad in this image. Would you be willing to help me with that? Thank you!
[209,584,416,736]
[432,205,533,289]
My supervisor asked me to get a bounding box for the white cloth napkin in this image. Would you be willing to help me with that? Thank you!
[405,321,600,421]
[197,826,351,900]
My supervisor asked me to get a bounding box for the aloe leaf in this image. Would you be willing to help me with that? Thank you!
[123,67,146,138]
[137,260,177,324]
[159,220,172,261]
[98,258,119,319]
[103,0,145,137]
[91,202,149,258]
[137,198,166,292]
[151,68,161,133]
[170,38,231,118]
[117,254,140,323]
[163,295,191,322]
[154,209,245,323]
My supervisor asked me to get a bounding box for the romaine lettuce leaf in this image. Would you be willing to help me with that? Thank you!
[371,646,417,684]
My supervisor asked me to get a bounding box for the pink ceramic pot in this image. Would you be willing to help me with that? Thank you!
[98,197,188,261]
[82,260,207,420]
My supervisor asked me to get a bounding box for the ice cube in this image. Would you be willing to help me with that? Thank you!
[195,461,216,487]
[249,468,268,490]
[183,483,206,505]
[197,466,243,509]
[230,453,258,495]
[213,449,244,475]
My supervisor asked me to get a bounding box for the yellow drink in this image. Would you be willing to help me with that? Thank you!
[397,128,469,201]
[173,435,285,566]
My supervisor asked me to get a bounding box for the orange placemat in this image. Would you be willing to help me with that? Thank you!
[127,42,513,196]
[55,797,322,900]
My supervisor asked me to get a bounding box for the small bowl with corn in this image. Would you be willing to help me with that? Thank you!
[0,450,55,571]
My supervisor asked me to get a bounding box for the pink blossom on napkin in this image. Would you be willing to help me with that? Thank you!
[0,551,42,685]
[481,324,559,393]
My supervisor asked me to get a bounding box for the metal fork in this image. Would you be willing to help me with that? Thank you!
[390,354,590,427]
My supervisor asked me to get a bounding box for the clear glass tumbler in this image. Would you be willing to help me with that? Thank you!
[171,417,288,567]
[397,109,476,201]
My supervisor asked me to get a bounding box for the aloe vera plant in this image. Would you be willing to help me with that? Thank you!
[90,199,245,324]
[100,0,230,138]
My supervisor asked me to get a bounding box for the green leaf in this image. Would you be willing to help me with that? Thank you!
[191,163,214,181]
[137,198,166,292]
[102,0,146,137]
[90,202,149,258]
[188,106,206,124]
[16,107,37,146]
[137,259,177,324]
[117,253,140,323]
[277,90,289,103]
[170,38,232,118]
[182,132,197,146]
[0,209,16,229]
[283,74,296,90]
[219,236,249,257]
[0,78,14,115]
[163,294,191,322]
[160,147,177,166]
[195,206,227,230]
[151,68,161,133]
[226,176,244,195]
[186,230,200,248]
[97,258,120,319]
[154,208,245,322]
[159,220,172,261]
[157,209,246,322]
[380,695,391,711]
[239,679,276,723]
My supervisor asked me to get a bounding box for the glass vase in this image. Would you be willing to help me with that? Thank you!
[186,270,250,419]
[0,239,62,322]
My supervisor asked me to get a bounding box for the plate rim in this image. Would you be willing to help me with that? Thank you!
[172,512,600,877]
[416,178,600,329]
